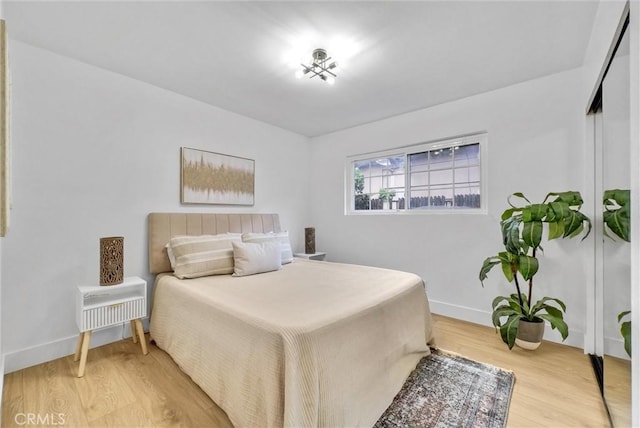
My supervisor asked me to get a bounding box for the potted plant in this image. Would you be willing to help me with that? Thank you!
[604,189,631,357]
[479,191,592,349]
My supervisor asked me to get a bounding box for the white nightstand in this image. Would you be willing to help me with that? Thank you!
[74,276,148,377]
[294,252,326,261]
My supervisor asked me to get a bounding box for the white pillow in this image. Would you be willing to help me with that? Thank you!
[241,231,293,264]
[170,234,242,279]
[165,243,176,270]
[232,241,282,277]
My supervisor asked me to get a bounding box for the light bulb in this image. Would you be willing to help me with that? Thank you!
[295,69,304,79]
[326,76,335,85]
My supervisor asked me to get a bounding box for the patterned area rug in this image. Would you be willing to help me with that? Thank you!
[375,349,515,428]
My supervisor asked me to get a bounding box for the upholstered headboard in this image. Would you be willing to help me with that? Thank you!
[148,213,282,274]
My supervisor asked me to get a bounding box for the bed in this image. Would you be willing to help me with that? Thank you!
[148,213,435,427]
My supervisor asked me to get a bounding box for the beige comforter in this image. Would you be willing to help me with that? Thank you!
[150,259,434,428]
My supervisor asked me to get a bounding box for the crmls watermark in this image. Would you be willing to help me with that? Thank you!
[14,413,66,426]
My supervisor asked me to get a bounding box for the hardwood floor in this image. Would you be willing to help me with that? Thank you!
[2,337,233,427]
[603,355,632,427]
[1,314,619,427]
[433,315,614,428]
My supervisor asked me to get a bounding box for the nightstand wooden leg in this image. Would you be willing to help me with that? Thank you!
[77,330,92,378]
[130,320,138,343]
[74,333,83,362]
[134,319,148,355]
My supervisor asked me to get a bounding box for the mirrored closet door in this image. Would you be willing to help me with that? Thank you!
[600,20,632,428]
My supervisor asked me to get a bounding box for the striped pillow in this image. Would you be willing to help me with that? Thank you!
[241,231,293,264]
[169,234,242,279]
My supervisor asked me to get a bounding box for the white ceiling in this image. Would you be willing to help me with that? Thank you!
[4,1,600,137]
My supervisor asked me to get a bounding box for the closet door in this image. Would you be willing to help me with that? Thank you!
[601,24,631,427]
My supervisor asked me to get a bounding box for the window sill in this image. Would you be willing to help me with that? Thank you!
[345,208,488,216]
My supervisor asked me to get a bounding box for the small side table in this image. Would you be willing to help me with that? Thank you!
[294,252,326,261]
[74,276,148,377]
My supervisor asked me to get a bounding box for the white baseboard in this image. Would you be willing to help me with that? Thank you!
[3,319,149,374]
[429,299,492,327]
[429,299,585,349]
[604,336,631,360]
[2,306,625,373]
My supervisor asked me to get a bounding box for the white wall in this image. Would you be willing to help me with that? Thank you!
[1,40,311,372]
[309,67,590,347]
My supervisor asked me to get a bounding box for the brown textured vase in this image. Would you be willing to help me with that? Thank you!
[304,227,316,254]
[100,236,124,286]
[515,318,545,350]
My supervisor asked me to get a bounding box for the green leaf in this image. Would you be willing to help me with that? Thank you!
[604,189,630,207]
[541,304,563,320]
[492,295,510,310]
[479,256,501,285]
[563,211,587,238]
[563,211,591,240]
[528,204,547,221]
[617,309,631,358]
[548,221,564,240]
[620,320,631,357]
[501,208,517,221]
[520,295,531,316]
[480,254,518,284]
[567,221,585,239]
[549,191,583,207]
[500,260,514,283]
[492,303,515,314]
[500,314,522,349]
[538,313,569,341]
[604,209,630,242]
[518,255,539,281]
[509,292,524,302]
[508,293,526,314]
[522,220,543,248]
[530,297,567,315]
[618,310,631,322]
[501,216,522,254]
[580,214,592,240]
[508,192,531,208]
[508,299,521,312]
[491,305,519,328]
[547,201,570,223]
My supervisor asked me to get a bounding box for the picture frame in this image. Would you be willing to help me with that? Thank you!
[180,147,255,205]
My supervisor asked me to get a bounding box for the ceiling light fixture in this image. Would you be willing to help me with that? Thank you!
[295,48,337,85]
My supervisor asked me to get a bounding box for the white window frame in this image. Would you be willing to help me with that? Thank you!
[345,132,488,215]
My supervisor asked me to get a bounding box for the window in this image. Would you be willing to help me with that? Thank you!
[347,133,487,214]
